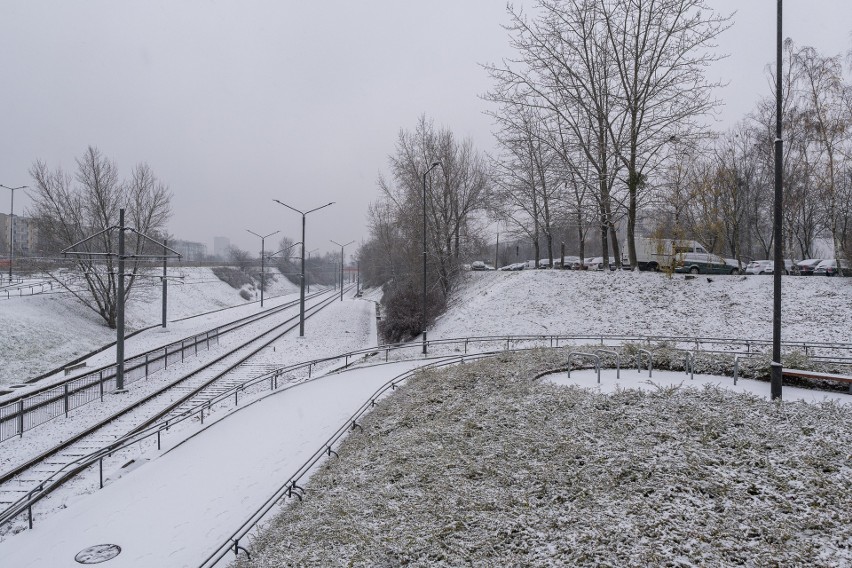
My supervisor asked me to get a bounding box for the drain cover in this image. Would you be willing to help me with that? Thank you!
[75,544,122,564]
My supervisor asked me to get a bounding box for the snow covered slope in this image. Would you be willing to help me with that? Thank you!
[431,270,851,344]
[0,267,300,386]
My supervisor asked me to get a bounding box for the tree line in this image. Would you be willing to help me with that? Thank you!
[359,1,852,342]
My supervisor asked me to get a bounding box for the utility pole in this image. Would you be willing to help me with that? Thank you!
[1,184,27,280]
[274,200,334,336]
[771,0,784,400]
[116,209,126,390]
[63,209,180,392]
[247,229,280,308]
[331,239,354,302]
[162,239,168,328]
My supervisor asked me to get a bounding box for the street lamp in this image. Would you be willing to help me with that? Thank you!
[330,239,354,301]
[246,229,280,307]
[771,0,784,400]
[273,199,334,336]
[1,184,28,280]
[422,161,441,355]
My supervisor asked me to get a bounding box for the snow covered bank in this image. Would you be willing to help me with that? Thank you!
[431,270,852,344]
[235,350,852,567]
[0,267,299,387]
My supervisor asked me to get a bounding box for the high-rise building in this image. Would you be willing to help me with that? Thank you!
[213,236,230,260]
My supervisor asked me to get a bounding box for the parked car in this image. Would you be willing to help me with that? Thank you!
[674,253,738,275]
[587,256,617,271]
[796,258,822,276]
[745,259,794,275]
[723,258,745,275]
[471,261,487,271]
[562,256,580,269]
[745,260,773,275]
[813,259,851,276]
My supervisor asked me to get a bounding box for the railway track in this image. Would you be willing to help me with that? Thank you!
[0,286,340,439]
[0,284,356,512]
[3,326,848,537]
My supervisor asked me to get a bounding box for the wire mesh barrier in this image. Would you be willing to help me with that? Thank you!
[2,335,852,542]
[0,330,218,442]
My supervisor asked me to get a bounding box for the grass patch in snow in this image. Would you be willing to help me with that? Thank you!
[237,350,852,567]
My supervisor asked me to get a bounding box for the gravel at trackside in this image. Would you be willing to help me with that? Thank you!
[234,349,852,567]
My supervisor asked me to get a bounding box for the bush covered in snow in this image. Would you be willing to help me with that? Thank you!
[236,350,852,567]
[212,266,255,290]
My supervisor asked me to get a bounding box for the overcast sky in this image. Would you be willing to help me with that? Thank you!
[2,1,851,257]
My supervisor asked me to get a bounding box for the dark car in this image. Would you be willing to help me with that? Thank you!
[814,259,851,276]
[796,258,822,276]
[674,253,738,275]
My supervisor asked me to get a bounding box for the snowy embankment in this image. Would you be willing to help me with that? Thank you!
[231,271,852,567]
[236,350,852,567]
[0,267,299,387]
[431,270,852,344]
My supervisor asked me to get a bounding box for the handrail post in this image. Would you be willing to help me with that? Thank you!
[18,399,24,437]
[637,349,652,377]
[567,352,602,382]
[594,349,620,380]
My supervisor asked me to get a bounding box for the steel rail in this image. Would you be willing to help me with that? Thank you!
[0,287,351,491]
[0,288,337,441]
[1,324,848,536]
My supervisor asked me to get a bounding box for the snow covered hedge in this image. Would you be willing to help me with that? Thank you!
[236,350,852,567]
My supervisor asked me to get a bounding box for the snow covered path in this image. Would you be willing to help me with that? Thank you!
[0,360,428,568]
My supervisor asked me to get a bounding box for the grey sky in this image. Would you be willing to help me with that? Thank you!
[2,1,851,257]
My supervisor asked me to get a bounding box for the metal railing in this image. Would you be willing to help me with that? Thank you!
[3,333,852,545]
[0,330,219,442]
[0,287,338,443]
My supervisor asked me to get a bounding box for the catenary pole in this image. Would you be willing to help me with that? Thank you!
[771,0,784,400]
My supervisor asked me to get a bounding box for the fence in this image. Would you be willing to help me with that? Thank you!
[0,330,218,442]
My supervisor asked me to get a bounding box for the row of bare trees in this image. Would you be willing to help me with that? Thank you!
[653,40,852,269]
[359,116,490,342]
[483,0,730,268]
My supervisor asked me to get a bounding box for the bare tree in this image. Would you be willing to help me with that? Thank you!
[378,115,489,297]
[228,245,252,273]
[29,146,172,328]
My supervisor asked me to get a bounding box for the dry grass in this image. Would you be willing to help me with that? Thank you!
[236,350,852,567]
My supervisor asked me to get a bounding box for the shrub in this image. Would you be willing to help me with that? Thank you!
[379,279,445,344]
[239,289,252,301]
[212,266,254,290]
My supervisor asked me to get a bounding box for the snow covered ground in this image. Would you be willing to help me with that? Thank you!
[0,269,850,566]
[233,352,852,567]
[0,267,300,387]
[432,270,852,344]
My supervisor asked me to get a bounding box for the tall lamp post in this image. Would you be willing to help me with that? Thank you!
[422,161,441,355]
[273,199,334,336]
[330,239,354,301]
[771,0,784,400]
[1,184,28,280]
[246,229,280,307]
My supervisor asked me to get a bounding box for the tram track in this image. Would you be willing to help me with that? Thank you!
[0,286,339,439]
[0,285,356,509]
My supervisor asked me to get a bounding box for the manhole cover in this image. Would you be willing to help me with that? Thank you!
[75,544,122,564]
